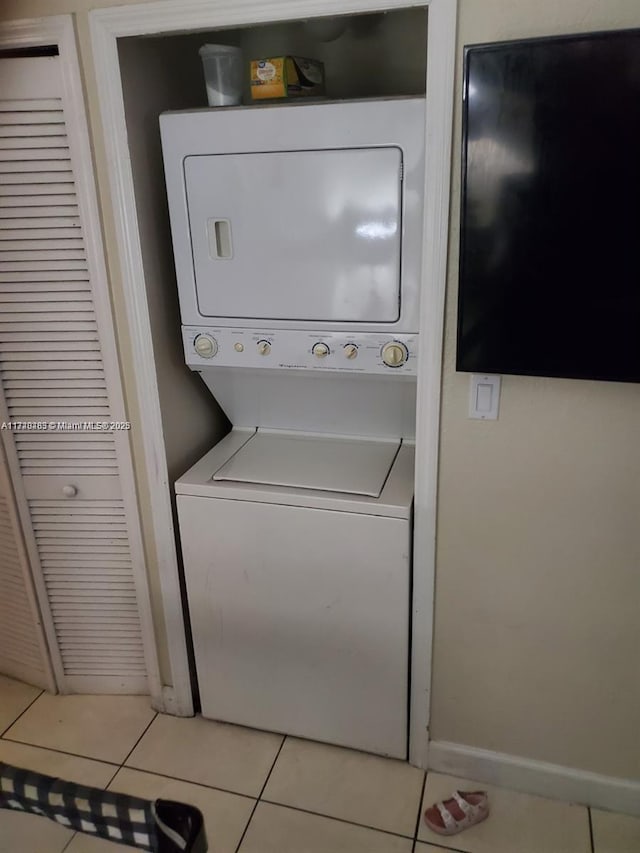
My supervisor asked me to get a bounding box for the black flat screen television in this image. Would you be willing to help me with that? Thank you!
[457,29,640,383]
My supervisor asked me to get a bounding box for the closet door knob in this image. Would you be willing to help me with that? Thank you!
[62,485,78,498]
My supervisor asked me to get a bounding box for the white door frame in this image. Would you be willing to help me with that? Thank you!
[0,14,163,704]
[89,0,457,761]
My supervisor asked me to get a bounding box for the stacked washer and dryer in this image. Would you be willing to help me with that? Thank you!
[160,97,425,759]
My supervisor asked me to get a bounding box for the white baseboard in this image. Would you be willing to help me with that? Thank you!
[428,740,640,818]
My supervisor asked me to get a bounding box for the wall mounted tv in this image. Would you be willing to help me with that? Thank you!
[457,29,640,383]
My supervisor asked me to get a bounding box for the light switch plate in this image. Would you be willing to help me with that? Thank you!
[469,374,501,420]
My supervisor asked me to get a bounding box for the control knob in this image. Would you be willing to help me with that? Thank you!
[312,342,330,358]
[343,344,358,360]
[194,334,218,358]
[257,340,271,356]
[381,341,409,368]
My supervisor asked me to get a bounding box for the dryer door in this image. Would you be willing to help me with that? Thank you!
[184,147,402,323]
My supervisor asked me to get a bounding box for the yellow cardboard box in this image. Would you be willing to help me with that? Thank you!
[250,56,325,100]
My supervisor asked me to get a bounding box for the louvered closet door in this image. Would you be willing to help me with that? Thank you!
[0,55,148,693]
[0,443,53,690]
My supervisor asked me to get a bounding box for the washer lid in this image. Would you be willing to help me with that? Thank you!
[212,431,400,498]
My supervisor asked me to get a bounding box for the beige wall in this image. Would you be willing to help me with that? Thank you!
[236,8,427,99]
[116,34,231,682]
[118,34,227,485]
[1,0,638,779]
[431,0,640,781]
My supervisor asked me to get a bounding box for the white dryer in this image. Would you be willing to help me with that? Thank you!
[176,429,414,758]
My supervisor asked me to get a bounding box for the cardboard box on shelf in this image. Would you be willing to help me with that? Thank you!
[250,56,325,100]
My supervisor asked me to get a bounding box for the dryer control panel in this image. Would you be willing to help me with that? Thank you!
[183,327,418,376]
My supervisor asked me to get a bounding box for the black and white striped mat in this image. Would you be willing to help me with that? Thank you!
[0,762,206,852]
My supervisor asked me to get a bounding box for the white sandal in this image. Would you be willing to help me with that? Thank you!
[423,790,490,836]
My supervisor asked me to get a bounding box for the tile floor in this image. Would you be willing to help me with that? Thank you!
[0,673,638,853]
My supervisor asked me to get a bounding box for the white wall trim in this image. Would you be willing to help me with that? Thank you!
[89,0,457,740]
[90,0,440,36]
[89,11,195,716]
[410,0,457,767]
[0,14,163,704]
[429,740,640,817]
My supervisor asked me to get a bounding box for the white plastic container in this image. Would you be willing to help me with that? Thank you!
[199,44,243,107]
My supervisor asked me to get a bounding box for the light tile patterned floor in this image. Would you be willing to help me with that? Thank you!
[0,674,638,853]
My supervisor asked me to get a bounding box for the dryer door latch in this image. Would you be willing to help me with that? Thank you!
[207,218,233,259]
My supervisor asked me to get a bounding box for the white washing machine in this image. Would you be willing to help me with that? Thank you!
[176,429,414,758]
[161,97,426,758]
